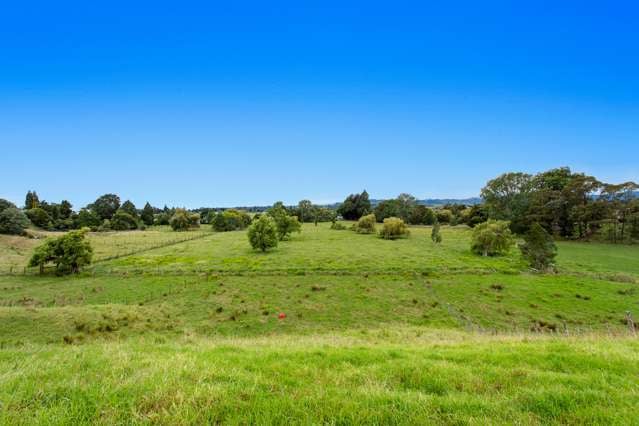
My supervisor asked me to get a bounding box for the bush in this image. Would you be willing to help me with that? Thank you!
[29,228,93,274]
[268,205,302,240]
[471,220,515,256]
[170,208,199,231]
[247,215,278,252]
[154,212,171,226]
[353,214,376,234]
[0,199,16,214]
[431,220,442,243]
[212,209,252,232]
[436,209,453,224]
[74,209,101,230]
[330,220,347,230]
[519,223,557,271]
[379,217,409,240]
[0,208,30,235]
[25,207,52,229]
[110,210,139,231]
[409,205,436,225]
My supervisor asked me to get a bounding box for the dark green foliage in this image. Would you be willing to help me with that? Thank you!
[0,199,17,214]
[110,210,139,231]
[519,223,557,271]
[59,200,73,220]
[247,215,278,251]
[353,214,377,234]
[24,190,39,210]
[120,200,138,219]
[0,207,30,235]
[74,209,101,230]
[212,209,252,232]
[25,208,52,229]
[409,205,436,225]
[90,194,121,221]
[141,202,155,226]
[471,220,515,256]
[28,228,93,274]
[379,217,409,240]
[170,209,199,231]
[296,200,315,223]
[338,190,371,220]
[154,212,171,226]
[462,205,488,228]
[436,209,453,224]
[431,220,442,243]
[374,199,400,222]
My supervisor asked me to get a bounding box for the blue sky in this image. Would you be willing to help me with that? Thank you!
[1,1,638,208]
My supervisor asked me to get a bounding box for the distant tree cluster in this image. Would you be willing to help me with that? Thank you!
[211,209,251,232]
[481,167,639,242]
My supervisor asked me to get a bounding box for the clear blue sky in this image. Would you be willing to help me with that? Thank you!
[1,1,637,208]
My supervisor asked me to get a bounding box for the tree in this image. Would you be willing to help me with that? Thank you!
[25,207,52,229]
[481,172,533,225]
[247,215,278,252]
[396,193,417,221]
[337,190,371,220]
[28,228,93,274]
[74,209,101,229]
[471,220,515,256]
[409,205,436,225]
[0,199,16,214]
[431,219,442,243]
[379,217,409,240]
[91,194,121,220]
[268,204,302,240]
[461,204,488,228]
[212,209,251,232]
[170,208,198,231]
[297,200,314,223]
[519,223,557,271]
[59,200,73,220]
[120,200,138,219]
[24,191,39,210]
[110,210,139,230]
[374,199,400,222]
[353,213,376,234]
[0,208,30,235]
[141,202,155,226]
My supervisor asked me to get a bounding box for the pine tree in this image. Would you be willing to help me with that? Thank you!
[141,202,155,226]
[25,190,39,209]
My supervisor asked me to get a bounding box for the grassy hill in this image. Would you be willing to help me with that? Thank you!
[0,223,638,424]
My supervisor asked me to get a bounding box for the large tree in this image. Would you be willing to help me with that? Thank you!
[24,191,39,210]
[338,190,371,220]
[90,194,121,221]
[140,202,155,226]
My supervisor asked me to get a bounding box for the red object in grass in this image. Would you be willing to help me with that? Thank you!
[278,313,286,319]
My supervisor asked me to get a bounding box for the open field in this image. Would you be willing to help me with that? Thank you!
[0,223,638,423]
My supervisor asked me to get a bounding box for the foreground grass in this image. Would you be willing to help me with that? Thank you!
[1,331,638,425]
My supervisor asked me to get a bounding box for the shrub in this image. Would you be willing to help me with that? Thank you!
[0,208,30,235]
[379,217,410,239]
[436,209,453,224]
[354,214,376,234]
[74,209,101,230]
[431,220,442,243]
[330,220,347,230]
[247,215,278,252]
[170,208,199,231]
[519,223,557,271]
[28,228,93,274]
[0,199,16,214]
[110,210,139,231]
[212,209,252,232]
[471,220,515,256]
[154,212,171,226]
[25,207,52,229]
[409,205,436,225]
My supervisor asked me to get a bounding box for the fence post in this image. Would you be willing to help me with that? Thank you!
[626,311,636,335]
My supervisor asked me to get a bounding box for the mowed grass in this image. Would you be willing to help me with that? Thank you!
[1,332,638,425]
[1,223,638,423]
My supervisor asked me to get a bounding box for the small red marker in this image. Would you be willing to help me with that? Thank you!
[278,313,286,319]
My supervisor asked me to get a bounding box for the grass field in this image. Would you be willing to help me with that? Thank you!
[0,223,638,424]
